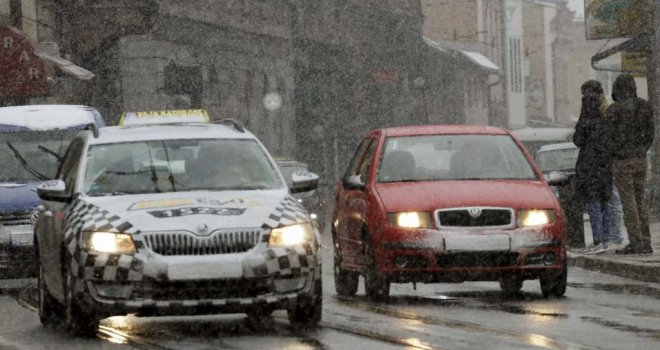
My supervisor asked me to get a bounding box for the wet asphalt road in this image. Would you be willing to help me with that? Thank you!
[1,233,660,349]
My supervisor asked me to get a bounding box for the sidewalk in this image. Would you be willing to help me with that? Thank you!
[567,220,660,283]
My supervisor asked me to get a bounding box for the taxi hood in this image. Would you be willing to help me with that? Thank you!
[77,190,309,233]
[376,180,558,213]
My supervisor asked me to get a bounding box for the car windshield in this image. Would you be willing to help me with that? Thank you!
[0,130,77,183]
[537,147,578,172]
[84,138,283,195]
[377,134,537,182]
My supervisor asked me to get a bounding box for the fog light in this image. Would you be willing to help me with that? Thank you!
[543,252,556,265]
[93,283,133,299]
[394,256,409,268]
[274,277,306,292]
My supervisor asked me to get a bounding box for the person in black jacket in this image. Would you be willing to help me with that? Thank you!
[604,74,655,254]
[574,80,612,251]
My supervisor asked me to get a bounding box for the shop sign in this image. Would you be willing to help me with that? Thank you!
[0,26,50,98]
[585,0,652,40]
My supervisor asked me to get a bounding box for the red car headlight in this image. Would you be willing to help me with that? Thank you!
[518,209,556,227]
[387,212,432,229]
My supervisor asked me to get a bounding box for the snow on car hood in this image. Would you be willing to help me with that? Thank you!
[78,189,310,233]
[376,180,558,213]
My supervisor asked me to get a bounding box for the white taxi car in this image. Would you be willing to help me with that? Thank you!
[34,110,322,335]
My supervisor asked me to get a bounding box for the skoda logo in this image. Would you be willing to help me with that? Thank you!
[196,223,210,236]
[468,208,482,218]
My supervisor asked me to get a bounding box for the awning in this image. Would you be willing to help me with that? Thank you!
[423,37,500,74]
[460,51,499,73]
[0,26,94,98]
[591,33,649,73]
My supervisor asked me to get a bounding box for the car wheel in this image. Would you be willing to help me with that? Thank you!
[287,279,322,329]
[334,243,359,296]
[38,264,64,327]
[499,276,523,295]
[539,264,567,298]
[64,272,99,337]
[364,235,390,302]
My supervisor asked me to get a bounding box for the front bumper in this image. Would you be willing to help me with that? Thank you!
[73,244,321,317]
[376,226,565,283]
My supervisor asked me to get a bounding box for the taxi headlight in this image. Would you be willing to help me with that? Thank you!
[518,210,555,227]
[387,212,432,229]
[269,223,313,247]
[83,231,136,254]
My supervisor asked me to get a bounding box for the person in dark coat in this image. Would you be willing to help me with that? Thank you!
[573,80,612,250]
[604,74,655,254]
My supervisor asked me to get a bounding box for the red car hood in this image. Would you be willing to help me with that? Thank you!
[376,180,557,212]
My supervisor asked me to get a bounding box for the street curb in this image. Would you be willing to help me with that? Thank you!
[568,255,660,283]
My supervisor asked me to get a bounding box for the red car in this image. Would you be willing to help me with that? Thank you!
[332,125,568,301]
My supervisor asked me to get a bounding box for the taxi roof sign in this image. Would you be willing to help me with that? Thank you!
[118,109,210,126]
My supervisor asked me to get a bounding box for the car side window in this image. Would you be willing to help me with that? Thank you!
[357,140,378,183]
[344,138,377,184]
[344,138,371,183]
[57,138,85,196]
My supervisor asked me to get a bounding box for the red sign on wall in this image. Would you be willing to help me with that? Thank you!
[372,67,398,84]
[0,26,50,98]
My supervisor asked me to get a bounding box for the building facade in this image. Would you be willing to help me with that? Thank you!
[422,0,505,127]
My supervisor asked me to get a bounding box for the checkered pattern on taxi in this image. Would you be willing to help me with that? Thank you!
[62,200,147,289]
[261,196,309,230]
[81,288,305,311]
[245,244,317,278]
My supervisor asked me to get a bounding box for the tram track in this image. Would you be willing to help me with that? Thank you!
[17,282,437,349]
[333,295,594,350]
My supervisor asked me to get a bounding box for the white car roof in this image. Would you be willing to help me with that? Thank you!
[537,142,577,152]
[0,105,100,130]
[87,123,256,145]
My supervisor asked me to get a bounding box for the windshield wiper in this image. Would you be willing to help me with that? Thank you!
[38,145,63,161]
[160,141,176,192]
[6,142,48,181]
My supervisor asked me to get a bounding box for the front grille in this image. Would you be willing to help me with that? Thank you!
[143,229,263,256]
[437,208,513,227]
[130,278,272,300]
[437,252,519,268]
[0,211,31,226]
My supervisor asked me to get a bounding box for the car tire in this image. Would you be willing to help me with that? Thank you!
[64,272,99,337]
[288,279,322,329]
[334,244,359,296]
[499,276,523,295]
[539,264,567,298]
[364,235,390,302]
[38,264,64,327]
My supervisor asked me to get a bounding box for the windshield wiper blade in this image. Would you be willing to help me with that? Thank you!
[6,142,48,181]
[38,145,63,161]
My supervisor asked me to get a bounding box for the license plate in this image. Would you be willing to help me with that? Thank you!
[167,256,243,280]
[445,234,510,252]
[11,232,33,247]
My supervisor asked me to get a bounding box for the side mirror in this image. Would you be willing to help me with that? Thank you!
[291,170,319,194]
[344,175,365,190]
[545,171,572,187]
[37,180,71,202]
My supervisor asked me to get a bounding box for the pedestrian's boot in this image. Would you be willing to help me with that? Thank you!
[615,244,642,255]
[638,245,654,254]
